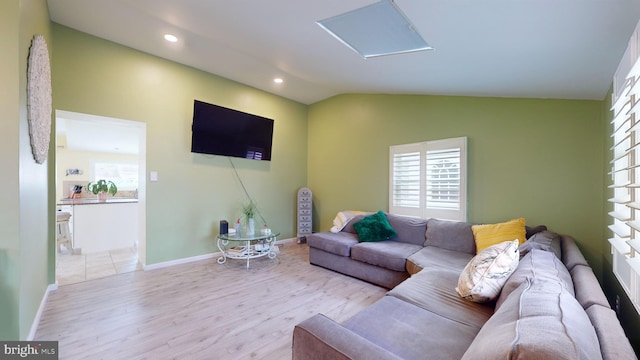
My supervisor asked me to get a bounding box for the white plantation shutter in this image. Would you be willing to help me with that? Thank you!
[392,149,421,209]
[609,19,640,314]
[426,147,461,210]
[390,137,467,221]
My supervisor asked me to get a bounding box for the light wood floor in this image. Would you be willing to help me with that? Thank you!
[36,242,387,360]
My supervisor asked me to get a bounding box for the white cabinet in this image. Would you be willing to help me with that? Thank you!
[73,202,139,253]
[297,187,312,243]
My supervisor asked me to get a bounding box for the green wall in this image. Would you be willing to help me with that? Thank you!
[0,0,52,340]
[308,94,606,276]
[51,24,308,265]
[18,0,52,341]
[0,0,21,341]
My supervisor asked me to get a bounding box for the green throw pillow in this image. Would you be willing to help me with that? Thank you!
[353,210,398,242]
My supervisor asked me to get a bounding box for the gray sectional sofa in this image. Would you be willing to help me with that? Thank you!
[293,213,636,359]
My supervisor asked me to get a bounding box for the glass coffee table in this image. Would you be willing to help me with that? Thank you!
[216,231,279,269]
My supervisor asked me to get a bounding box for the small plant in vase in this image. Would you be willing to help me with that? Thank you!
[87,179,118,201]
[242,201,257,235]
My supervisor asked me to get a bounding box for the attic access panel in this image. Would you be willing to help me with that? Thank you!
[317,0,433,58]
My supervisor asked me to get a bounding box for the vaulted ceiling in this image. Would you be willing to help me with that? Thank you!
[48,0,640,105]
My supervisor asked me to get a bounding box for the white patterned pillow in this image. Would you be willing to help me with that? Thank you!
[456,239,520,303]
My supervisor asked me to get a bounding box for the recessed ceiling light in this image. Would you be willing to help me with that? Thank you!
[317,0,433,58]
[274,78,284,84]
[164,34,178,43]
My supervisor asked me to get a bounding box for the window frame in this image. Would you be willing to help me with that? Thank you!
[389,136,467,221]
[91,160,139,191]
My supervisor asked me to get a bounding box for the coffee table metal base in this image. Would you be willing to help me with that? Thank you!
[216,233,278,269]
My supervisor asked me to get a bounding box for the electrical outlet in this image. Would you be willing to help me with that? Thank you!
[615,295,621,316]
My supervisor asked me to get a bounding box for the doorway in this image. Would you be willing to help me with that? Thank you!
[54,110,146,285]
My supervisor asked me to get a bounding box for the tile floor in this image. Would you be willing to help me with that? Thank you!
[56,247,142,286]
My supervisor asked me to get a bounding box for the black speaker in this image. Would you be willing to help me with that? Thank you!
[220,220,228,234]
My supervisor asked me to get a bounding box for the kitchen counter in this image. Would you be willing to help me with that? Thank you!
[57,199,139,253]
[57,198,138,206]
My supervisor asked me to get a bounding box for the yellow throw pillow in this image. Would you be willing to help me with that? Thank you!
[472,218,526,253]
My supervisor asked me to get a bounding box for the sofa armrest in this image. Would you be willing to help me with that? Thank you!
[292,314,403,360]
[586,305,638,360]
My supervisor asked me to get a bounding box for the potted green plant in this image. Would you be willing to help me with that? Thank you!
[87,179,118,201]
[242,201,257,235]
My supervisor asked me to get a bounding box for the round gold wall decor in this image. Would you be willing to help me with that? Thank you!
[27,34,52,164]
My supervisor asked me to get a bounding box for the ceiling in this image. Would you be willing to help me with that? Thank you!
[48,0,640,105]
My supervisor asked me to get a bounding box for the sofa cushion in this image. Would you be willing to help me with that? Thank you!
[518,230,562,259]
[406,246,474,275]
[424,218,476,254]
[307,232,358,257]
[456,240,520,303]
[571,264,611,309]
[344,296,480,360]
[562,235,590,271]
[353,211,398,242]
[471,217,526,253]
[496,248,575,310]
[309,247,410,289]
[350,241,422,272]
[385,213,428,246]
[388,268,494,329]
[462,277,603,360]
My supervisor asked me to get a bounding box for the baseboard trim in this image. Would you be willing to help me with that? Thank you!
[143,237,295,271]
[143,252,218,271]
[277,237,296,245]
[27,284,57,340]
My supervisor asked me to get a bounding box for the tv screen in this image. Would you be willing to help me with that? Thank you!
[191,100,274,161]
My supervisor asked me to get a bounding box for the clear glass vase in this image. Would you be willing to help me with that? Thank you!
[247,218,255,235]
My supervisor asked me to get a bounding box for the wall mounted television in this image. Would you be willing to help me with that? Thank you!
[191,100,274,161]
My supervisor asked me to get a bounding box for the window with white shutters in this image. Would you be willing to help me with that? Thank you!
[390,137,467,221]
[609,19,640,315]
[93,161,139,191]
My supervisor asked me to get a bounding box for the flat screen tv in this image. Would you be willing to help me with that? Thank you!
[191,100,274,161]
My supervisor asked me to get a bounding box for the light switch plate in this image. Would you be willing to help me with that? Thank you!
[150,171,158,182]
